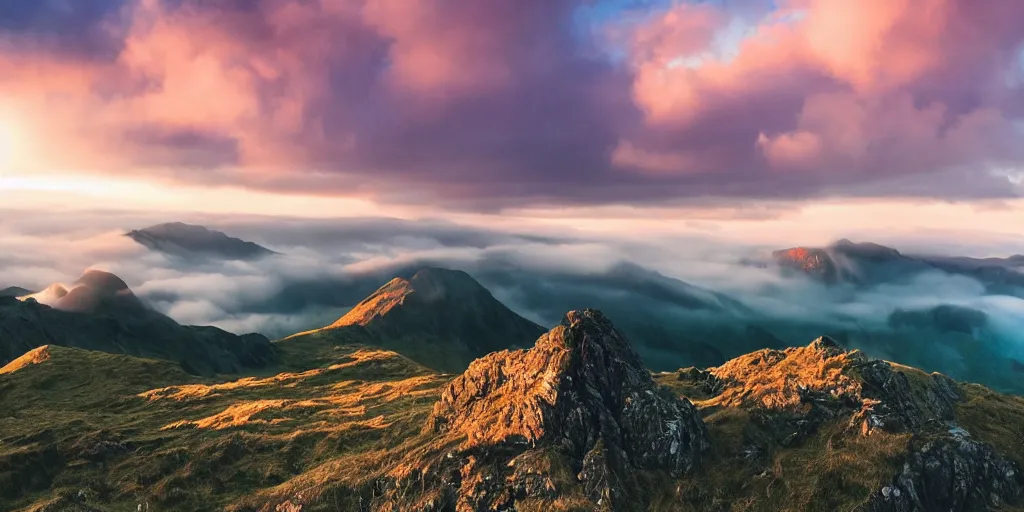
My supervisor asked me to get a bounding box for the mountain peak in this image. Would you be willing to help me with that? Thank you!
[74,269,130,293]
[393,309,708,509]
[827,239,902,260]
[126,222,276,261]
[0,286,32,298]
[331,267,488,328]
[311,267,545,372]
[20,269,142,314]
[2,270,276,375]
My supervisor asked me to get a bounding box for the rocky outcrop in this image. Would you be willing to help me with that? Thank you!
[772,247,840,283]
[699,335,1022,511]
[383,309,709,511]
[863,436,1022,512]
[854,360,960,435]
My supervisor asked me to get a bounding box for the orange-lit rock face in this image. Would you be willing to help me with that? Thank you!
[401,310,709,510]
[706,337,865,410]
[772,247,839,283]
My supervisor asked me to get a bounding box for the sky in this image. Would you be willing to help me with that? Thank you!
[1,0,1024,248]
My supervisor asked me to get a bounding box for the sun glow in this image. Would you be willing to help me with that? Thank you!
[0,106,34,173]
[0,118,19,171]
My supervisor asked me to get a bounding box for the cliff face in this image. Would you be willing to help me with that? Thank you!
[392,310,708,510]
[669,336,1022,511]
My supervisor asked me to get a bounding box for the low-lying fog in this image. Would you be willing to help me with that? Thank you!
[4,209,1024,393]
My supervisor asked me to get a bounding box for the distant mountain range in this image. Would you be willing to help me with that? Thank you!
[126,222,278,261]
[0,270,276,375]
[772,238,1024,293]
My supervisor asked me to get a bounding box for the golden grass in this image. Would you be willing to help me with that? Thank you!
[330,277,409,328]
[705,342,864,410]
[0,346,53,375]
[4,335,1020,512]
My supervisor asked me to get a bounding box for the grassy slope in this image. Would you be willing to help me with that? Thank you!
[0,338,444,512]
[3,338,1024,512]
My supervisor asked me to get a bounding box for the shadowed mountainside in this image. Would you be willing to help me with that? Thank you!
[1,308,1023,511]
[0,270,276,376]
[0,287,31,298]
[126,222,278,261]
[284,267,546,372]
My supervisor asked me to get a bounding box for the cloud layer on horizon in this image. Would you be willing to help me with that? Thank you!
[6,210,1024,392]
[2,0,1023,208]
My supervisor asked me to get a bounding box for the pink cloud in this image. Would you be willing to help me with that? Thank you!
[625,0,1024,185]
[0,0,1022,208]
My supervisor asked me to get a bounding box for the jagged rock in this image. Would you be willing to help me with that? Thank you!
[706,336,866,410]
[855,360,960,434]
[676,366,721,395]
[706,336,962,437]
[389,309,709,511]
[862,437,1022,512]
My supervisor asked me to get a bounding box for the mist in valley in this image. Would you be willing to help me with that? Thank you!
[3,209,1023,392]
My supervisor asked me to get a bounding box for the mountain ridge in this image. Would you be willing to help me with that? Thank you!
[0,270,277,375]
[3,307,1023,511]
[772,239,1024,290]
[0,286,31,298]
[126,222,277,261]
[285,267,547,372]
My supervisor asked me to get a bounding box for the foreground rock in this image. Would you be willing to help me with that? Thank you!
[673,336,1023,511]
[379,309,709,511]
[864,436,1021,512]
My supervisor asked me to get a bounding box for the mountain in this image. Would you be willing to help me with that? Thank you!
[772,239,1024,292]
[0,287,30,298]
[0,270,277,375]
[284,267,547,372]
[2,309,1023,511]
[126,222,277,261]
[412,309,709,509]
[21,269,145,314]
[472,261,785,369]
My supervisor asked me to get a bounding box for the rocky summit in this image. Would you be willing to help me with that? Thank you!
[385,309,709,511]
[668,336,1023,511]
